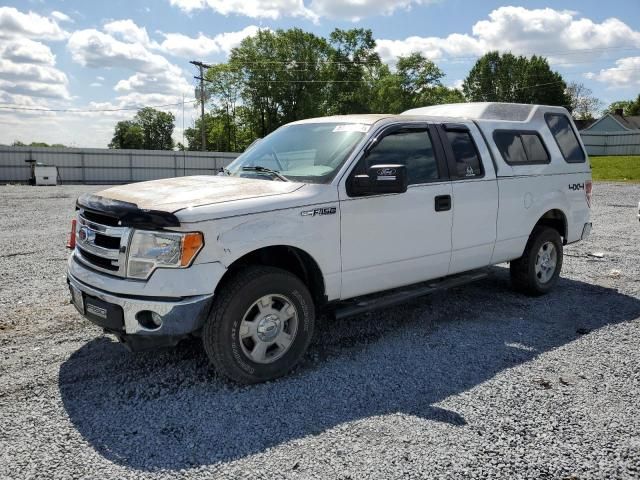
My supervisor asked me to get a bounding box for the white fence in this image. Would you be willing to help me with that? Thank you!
[580,131,640,156]
[0,146,239,184]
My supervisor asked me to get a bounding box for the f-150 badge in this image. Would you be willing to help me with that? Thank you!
[301,207,337,217]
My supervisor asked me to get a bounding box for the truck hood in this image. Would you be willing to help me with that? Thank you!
[95,175,304,213]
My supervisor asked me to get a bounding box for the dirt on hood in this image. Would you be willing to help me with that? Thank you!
[96,175,303,213]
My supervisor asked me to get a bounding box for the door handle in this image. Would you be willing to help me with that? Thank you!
[434,195,451,212]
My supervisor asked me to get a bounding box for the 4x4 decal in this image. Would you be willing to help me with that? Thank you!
[569,183,585,191]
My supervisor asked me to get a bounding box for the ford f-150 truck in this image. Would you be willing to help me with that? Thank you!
[67,102,592,384]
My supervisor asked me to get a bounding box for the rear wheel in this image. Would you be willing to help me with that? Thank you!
[203,266,315,384]
[510,226,563,296]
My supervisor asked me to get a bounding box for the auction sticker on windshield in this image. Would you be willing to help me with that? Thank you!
[332,124,370,133]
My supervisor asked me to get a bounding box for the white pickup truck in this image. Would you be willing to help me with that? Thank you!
[67,102,592,383]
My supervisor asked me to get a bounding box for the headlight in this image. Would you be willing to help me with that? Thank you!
[126,230,204,279]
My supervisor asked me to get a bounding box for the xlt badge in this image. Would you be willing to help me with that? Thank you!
[301,207,337,217]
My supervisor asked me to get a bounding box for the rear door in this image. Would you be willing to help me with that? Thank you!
[338,123,453,299]
[437,123,499,274]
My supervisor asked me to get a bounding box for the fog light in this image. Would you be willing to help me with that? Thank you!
[136,310,163,330]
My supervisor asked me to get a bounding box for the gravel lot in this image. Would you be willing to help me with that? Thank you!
[1,182,639,479]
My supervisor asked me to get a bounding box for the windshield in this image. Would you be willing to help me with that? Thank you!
[226,123,369,184]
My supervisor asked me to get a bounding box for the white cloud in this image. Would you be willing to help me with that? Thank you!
[68,29,171,73]
[376,6,640,64]
[51,11,73,23]
[377,33,484,63]
[0,38,56,65]
[169,0,316,20]
[211,25,263,54]
[0,9,70,103]
[168,0,438,21]
[449,79,463,90]
[0,59,67,85]
[309,0,433,22]
[0,77,69,100]
[472,7,640,59]
[0,6,68,40]
[115,67,192,96]
[67,22,192,103]
[159,25,261,58]
[104,19,154,47]
[0,11,196,147]
[587,56,640,88]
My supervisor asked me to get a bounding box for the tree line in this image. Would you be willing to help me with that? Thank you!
[104,28,639,152]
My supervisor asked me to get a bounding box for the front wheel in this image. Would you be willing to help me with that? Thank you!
[510,226,563,296]
[203,266,315,384]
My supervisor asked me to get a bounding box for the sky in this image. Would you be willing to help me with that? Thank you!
[0,0,639,147]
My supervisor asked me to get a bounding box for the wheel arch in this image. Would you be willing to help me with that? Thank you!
[215,245,327,306]
[534,209,568,244]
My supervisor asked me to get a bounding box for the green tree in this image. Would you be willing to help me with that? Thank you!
[11,141,68,147]
[421,85,465,106]
[134,107,175,150]
[326,28,381,114]
[203,64,243,151]
[184,108,255,152]
[605,95,640,116]
[230,28,332,137]
[108,120,144,149]
[187,28,461,147]
[462,51,569,107]
[396,53,445,108]
[109,108,175,150]
[369,53,455,113]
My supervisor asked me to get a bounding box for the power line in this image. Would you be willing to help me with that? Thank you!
[193,46,640,68]
[194,66,640,85]
[0,99,197,113]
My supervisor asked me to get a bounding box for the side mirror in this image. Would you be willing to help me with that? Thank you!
[349,164,408,196]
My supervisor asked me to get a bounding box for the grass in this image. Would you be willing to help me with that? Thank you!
[589,156,640,183]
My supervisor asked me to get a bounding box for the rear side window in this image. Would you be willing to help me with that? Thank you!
[445,131,483,178]
[364,129,439,185]
[521,134,549,163]
[494,131,550,165]
[545,113,586,163]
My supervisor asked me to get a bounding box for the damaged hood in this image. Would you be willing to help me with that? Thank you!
[95,175,304,213]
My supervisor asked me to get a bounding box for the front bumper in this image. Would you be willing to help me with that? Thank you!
[67,272,213,347]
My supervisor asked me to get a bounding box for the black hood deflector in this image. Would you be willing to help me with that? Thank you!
[76,193,180,229]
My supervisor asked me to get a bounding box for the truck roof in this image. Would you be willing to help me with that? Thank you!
[288,113,466,126]
[289,103,571,128]
[403,102,569,122]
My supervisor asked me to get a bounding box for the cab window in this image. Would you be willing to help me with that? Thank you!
[363,128,439,185]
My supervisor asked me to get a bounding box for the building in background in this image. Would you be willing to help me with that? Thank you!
[579,109,640,156]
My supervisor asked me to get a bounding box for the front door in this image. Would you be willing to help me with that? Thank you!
[339,124,453,299]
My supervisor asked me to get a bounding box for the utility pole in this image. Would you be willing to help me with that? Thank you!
[190,60,208,151]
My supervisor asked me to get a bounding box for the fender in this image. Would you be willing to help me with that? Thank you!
[187,207,342,301]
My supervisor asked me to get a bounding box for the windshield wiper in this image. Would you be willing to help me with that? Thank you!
[242,166,289,182]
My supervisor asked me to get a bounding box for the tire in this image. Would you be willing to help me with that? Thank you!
[203,266,315,384]
[510,226,563,296]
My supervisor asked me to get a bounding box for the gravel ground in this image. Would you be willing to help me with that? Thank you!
[1,182,639,479]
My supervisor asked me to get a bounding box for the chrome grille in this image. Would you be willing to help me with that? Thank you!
[75,210,132,277]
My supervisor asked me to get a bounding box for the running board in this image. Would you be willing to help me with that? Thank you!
[333,270,489,320]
